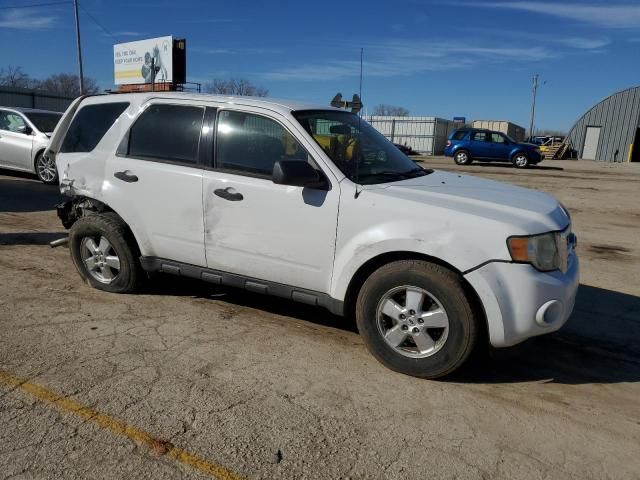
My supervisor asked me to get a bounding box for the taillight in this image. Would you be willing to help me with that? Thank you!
[446,140,451,147]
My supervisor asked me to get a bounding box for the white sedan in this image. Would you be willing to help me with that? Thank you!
[0,107,62,184]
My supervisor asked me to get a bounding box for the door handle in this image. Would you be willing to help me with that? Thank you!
[114,170,138,183]
[214,187,243,201]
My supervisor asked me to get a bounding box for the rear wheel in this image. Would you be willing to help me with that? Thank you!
[512,152,530,168]
[69,213,142,293]
[454,150,472,165]
[34,152,58,184]
[356,260,480,379]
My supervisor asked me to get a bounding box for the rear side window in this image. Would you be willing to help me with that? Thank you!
[452,130,467,141]
[471,131,488,142]
[60,102,129,153]
[126,104,204,164]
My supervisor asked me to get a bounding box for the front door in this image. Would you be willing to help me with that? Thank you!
[0,110,32,170]
[582,126,601,160]
[202,108,339,293]
[487,131,512,159]
[105,102,208,266]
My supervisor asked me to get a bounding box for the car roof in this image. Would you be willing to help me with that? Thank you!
[83,92,342,114]
[0,106,63,115]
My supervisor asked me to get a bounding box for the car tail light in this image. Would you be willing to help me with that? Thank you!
[446,140,451,147]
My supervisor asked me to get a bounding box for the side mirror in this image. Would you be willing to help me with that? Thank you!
[17,125,32,135]
[273,160,328,189]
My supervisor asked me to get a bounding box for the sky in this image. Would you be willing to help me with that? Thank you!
[1,0,639,132]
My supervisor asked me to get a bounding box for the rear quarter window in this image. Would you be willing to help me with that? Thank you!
[452,130,467,141]
[60,102,129,153]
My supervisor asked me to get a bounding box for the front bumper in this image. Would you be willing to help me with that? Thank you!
[464,252,579,347]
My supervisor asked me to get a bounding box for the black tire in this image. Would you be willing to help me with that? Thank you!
[69,212,142,293]
[34,151,58,185]
[453,150,472,165]
[356,260,480,379]
[512,152,530,168]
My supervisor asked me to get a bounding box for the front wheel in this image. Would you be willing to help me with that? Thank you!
[35,152,58,184]
[356,260,480,379]
[512,152,530,168]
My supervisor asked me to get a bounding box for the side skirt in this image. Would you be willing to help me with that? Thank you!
[139,256,345,316]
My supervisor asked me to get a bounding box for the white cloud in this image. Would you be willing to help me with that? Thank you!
[0,10,56,30]
[262,41,554,81]
[112,31,145,37]
[472,2,640,28]
[192,47,282,55]
[557,37,610,49]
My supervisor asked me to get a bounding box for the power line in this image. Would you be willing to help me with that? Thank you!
[77,2,121,43]
[0,1,70,10]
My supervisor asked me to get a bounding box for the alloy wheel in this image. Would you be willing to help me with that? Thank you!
[36,154,57,183]
[80,236,121,284]
[376,286,450,358]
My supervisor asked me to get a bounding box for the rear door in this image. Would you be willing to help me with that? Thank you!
[469,130,491,159]
[0,110,33,170]
[105,101,208,267]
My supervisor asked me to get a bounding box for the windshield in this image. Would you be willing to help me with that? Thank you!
[23,112,62,133]
[293,110,431,185]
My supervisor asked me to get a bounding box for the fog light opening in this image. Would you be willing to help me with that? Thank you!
[535,300,563,327]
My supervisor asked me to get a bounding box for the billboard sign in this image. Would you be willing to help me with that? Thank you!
[453,116,466,123]
[114,36,173,85]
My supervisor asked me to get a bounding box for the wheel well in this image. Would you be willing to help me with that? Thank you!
[511,150,528,159]
[33,148,45,166]
[342,251,488,339]
[62,197,139,247]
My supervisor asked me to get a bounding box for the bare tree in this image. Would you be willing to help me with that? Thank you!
[373,104,409,116]
[37,73,100,96]
[204,78,268,97]
[0,66,36,88]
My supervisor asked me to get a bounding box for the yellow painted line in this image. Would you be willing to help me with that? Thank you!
[0,370,244,480]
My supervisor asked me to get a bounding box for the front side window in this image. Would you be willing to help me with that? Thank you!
[490,132,507,143]
[471,131,488,142]
[216,110,311,176]
[61,102,129,153]
[293,110,429,185]
[0,111,27,133]
[127,104,204,164]
[24,112,62,134]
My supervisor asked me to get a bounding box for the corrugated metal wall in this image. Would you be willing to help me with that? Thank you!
[471,120,526,142]
[364,116,454,154]
[0,86,75,112]
[566,86,640,162]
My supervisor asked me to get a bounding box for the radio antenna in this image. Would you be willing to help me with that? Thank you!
[355,47,363,198]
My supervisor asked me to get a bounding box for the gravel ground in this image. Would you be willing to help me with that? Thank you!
[0,157,639,479]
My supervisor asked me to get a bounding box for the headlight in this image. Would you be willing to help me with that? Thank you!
[507,231,561,272]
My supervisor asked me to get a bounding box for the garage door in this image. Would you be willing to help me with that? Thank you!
[582,126,601,160]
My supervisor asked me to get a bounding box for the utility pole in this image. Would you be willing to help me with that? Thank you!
[73,0,85,95]
[528,74,539,139]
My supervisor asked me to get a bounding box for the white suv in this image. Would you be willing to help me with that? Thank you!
[46,93,579,378]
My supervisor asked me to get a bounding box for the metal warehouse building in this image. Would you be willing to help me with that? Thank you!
[364,116,454,155]
[566,86,640,162]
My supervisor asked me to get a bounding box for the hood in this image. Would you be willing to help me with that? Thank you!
[366,170,568,233]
